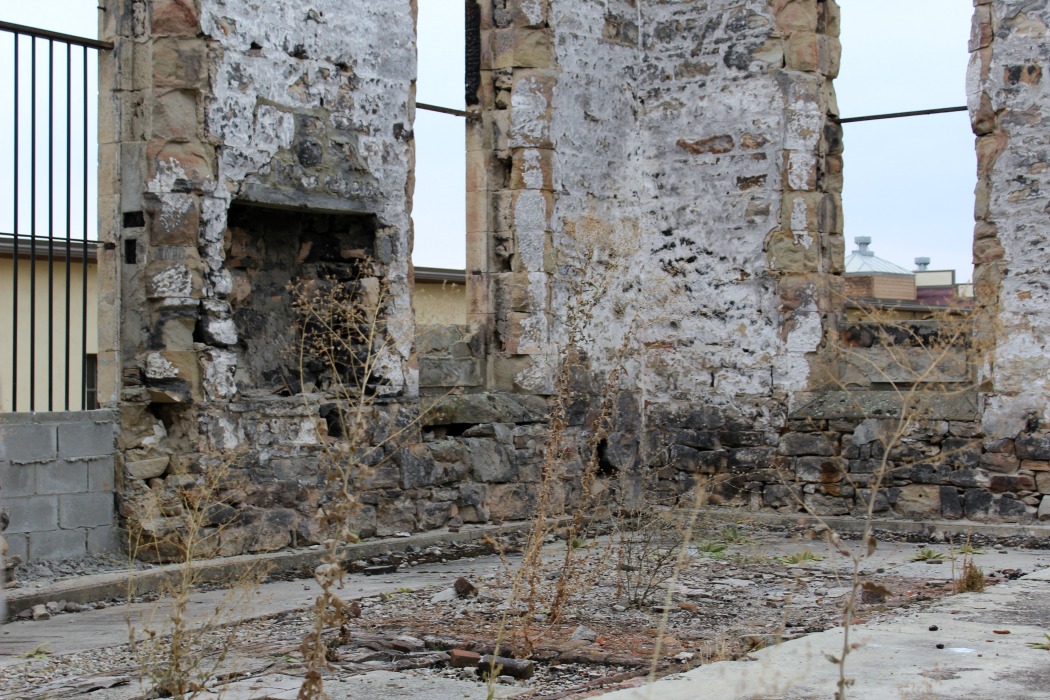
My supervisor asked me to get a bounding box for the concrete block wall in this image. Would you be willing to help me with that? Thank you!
[0,411,117,561]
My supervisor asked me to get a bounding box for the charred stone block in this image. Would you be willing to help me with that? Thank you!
[940,487,963,519]
[1016,435,1050,461]
[778,432,835,456]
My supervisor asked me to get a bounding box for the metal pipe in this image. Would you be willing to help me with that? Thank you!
[417,102,467,117]
[0,20,112,50]
[48,39,55,411]
[65,42,72,410]
[12,34,19,411]
[29,37,37,411]
[836,106,967,124]
[81,46,89,410]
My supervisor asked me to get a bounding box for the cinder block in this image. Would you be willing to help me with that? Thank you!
[87,525,119,554]
[58,420,116,459]
[59,492,115,529]
[36,460,90,495]
[29,529,87,561]
[3,532,28,561]
[0,423,58,463]
[88,458,117,493]
[0,461,36,497]
[3,495,59,533]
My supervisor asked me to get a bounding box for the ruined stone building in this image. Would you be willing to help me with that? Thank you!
[80,0,1050,558]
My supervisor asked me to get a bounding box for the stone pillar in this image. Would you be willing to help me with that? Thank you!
[968,0,1050,436]
[471,0,557,394]
[766,0,844,392]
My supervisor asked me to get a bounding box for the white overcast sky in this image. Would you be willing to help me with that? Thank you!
[2,0,975,279]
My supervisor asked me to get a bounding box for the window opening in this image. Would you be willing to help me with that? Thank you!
[836,0,975,311]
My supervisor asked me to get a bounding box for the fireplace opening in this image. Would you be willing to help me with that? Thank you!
[223,203,381,396]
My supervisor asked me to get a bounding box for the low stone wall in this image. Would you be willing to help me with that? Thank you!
[647,391,1050,524]
[0,411,118,561]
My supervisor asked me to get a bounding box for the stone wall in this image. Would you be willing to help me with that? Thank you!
[0,412,117,561]
[98,0,423,558]
[93,1,1050,560]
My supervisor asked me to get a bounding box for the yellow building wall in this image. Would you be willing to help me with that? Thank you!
[0,257,98,412]
[413,280,467,325]
[871,275,917,301]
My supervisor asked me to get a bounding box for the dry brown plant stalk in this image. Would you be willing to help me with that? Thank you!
[290,273,431,699]
[792,293,981,699]
[126,454,271,700]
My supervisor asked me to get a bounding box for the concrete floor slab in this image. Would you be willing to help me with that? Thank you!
[600,570,1050,700]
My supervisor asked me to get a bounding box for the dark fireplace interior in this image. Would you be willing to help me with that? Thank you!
[223,203,379,395]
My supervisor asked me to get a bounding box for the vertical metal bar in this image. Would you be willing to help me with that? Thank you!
[29,37,37,412]
[47,39,55,411]
[12,33,19,411]
[64,42,72,411]
[81,45,89,410]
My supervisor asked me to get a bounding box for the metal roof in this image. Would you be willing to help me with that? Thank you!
[844,236,914,276]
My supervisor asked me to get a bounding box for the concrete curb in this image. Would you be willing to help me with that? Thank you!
[694,507,1050,541]
[7,510,1049,614]
[3,521,535,614]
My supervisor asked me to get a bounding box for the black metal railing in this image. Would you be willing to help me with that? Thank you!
[1,22,110,412]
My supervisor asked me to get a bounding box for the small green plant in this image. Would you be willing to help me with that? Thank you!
[695,540,728,557]
[1027,633,1050,651]
[910,548,946,562]
[17,643,52,659]
[718,524,754,545]
[568,536,588,550]
[781,549,824,564]
[955,543,986,555]
[955,558,985,593]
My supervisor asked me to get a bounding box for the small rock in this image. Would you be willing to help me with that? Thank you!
[64,602,85,613]
[31,604,50,621]
[449,649,481,668]
[394,532,411,538]
[674,652,695,662]
[447,516,463,532]
[929,625,938,631]
[454,576,477,598]
[16,608,32,620]
[612,604,627,613]
[570,625,597,642]
[362,564,397,576]
[45,601,61,615]
[477,655,535,680]
[430,587,458,604]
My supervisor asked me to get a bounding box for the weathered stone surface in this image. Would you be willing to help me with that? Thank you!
[791,392,979,421]
[426,393,548,426]
[779,433,835,457]
[126,457,170,480]
[1017,435,1050,461]
[894,485,941,519]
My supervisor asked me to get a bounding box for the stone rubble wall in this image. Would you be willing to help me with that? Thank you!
[0,412,118,562]
[97,0,426,559]
[88,1,1050,561]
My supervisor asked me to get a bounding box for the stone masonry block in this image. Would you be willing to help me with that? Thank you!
[88,458,117,492]
[59,492,115,529]
[0,462,36,497]
[4,532,28,561]
[87,525,120,554]
[0,423,58,463]
[58,420,116,459]
[3,496,59,533]
[35,461,89,495]
[29,529,88,561]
